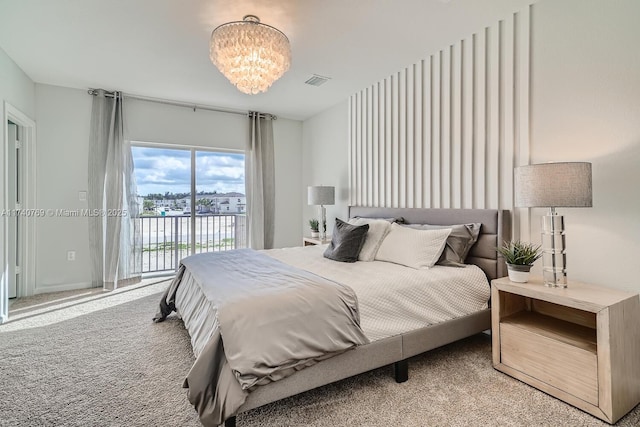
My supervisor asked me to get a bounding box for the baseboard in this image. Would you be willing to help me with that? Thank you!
[35,281,94,294]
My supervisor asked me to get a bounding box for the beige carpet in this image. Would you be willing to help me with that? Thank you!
[1,281,638,427]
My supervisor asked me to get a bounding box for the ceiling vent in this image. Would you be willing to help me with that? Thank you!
[304,75,331,87]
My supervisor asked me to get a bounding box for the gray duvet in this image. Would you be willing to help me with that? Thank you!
[154,249,369,426]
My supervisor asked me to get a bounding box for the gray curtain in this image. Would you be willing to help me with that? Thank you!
[88,90,141,290]
[246,112,275,249]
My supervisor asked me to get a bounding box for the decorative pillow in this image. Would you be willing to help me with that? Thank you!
[323,219,369,263]
[375,223,451,269]
[404,223,482,267]
[348,218,392,261]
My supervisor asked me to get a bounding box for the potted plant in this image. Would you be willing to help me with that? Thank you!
[496,240,542,283]
[309,219,320,238]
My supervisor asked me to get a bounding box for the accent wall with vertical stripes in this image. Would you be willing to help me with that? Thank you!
[348,7,531,237]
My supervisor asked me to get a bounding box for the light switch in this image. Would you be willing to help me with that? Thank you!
[79,191,87,201]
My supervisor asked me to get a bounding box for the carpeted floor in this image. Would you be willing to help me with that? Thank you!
[1,281,638,427]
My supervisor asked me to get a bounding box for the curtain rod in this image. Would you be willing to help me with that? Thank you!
[87,89,276,120]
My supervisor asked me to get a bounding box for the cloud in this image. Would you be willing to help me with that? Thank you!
[132,147,245,196]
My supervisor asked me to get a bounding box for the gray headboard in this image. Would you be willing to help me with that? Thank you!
[348,207,511,281]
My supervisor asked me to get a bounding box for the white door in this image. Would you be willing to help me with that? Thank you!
[7,123,20,299]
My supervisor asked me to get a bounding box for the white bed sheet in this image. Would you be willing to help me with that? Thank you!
[264,245,490,342]
[175,244,491,357]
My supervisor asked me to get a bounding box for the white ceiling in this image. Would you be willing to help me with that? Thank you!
[0,0,535,121]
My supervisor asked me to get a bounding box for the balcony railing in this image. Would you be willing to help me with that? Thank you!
[137,213,247,274]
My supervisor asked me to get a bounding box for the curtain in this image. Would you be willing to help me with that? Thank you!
[88,90,142,290]
[246,112,275,250]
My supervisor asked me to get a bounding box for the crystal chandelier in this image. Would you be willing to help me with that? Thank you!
[209,15,291,95]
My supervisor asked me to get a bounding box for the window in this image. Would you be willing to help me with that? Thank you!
[132,145,245,274]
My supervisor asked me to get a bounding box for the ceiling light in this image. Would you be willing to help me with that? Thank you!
[209,15,291,95]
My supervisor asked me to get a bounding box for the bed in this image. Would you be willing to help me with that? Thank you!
[156,207,511,427]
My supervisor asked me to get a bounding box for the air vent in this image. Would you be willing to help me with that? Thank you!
[304,75,331,87]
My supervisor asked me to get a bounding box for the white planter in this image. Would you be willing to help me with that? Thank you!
[507,264,532,283]
[310,231,320,238]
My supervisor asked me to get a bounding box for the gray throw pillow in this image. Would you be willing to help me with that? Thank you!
[323,218,369,263]
[403,223,481,267]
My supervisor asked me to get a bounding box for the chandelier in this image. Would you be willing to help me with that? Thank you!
[209,15,291,95]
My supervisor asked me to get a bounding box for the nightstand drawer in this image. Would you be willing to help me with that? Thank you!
[500,321,598,405]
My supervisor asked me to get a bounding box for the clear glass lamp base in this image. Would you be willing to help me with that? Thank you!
[542,209,568,288]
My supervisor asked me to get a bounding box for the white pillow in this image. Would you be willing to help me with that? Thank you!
[375,223,451,269]
[348,218,391,261]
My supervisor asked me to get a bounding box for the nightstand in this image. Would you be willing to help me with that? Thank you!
[491,277,640,424]
[303,236,331,246]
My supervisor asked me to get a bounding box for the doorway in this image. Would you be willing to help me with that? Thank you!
[7,121,20,299]
[1,102,36,324]
[131,144,246,275]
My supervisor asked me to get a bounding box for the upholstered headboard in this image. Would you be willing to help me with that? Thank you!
[347,207,511,281]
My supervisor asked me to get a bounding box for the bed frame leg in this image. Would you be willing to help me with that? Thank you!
[224,416,236,427]
[394,359,408,383]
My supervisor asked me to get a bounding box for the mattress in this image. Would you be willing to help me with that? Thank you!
[176,244,490,357]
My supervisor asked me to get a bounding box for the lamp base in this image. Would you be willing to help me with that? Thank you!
[320,205,327,240]
[541,210,567,288]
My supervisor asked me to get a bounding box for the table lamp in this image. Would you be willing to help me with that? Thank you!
[514,162,592,287]
[307,186,335,240]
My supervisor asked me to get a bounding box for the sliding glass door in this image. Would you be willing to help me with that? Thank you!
[132,145,245,274]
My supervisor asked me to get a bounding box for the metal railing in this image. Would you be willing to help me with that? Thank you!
[137,213,247,274]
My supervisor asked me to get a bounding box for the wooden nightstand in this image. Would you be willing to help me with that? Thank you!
[303,236,331,246]
[491,277,640,424]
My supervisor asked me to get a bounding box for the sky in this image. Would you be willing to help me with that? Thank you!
[131,147,245,196]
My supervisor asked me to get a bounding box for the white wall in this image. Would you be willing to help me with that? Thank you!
[272,117,303,248]
[33,84,303,292]
[34,84,92,292]
[0,47,36,319]
[0,47,35,118]
[126,98,247,150]
[302,101,349,237]
[529,0,640,291]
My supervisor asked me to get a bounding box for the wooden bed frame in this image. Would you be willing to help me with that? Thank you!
[224,207,511,427]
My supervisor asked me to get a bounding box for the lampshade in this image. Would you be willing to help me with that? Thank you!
[514,162,592,208]
[209,15,291,95]
[308,186,335,206]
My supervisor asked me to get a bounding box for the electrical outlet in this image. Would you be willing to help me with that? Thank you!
[67,251,76,261]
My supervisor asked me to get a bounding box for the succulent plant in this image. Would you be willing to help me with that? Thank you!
[497,240,542,266]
